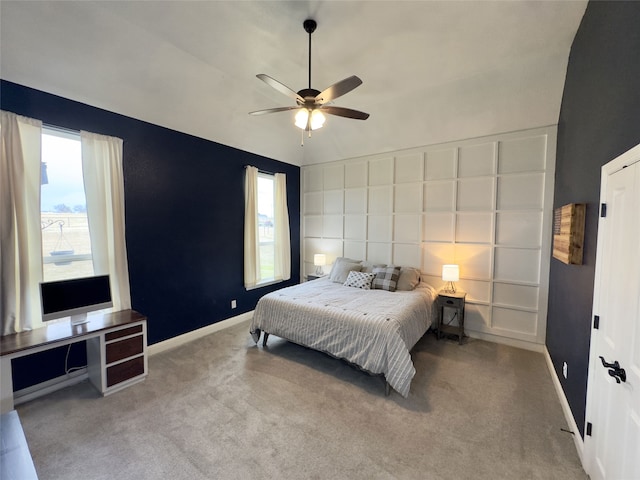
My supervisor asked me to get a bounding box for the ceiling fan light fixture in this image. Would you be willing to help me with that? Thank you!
[294,108,326,131]
[310,109,326,130]
[295,108,309,129]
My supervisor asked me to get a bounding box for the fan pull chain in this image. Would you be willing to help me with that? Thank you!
[300,128,304,147]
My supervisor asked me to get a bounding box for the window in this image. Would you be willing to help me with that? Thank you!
[244,166,291,289]
[257,173,275,281]
[40,128,94,281]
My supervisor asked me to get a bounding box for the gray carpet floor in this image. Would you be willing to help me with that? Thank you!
[17,320,587,479]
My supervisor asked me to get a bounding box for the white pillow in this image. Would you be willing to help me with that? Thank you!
[329,258,362,283]
[396,267,421,291]
[343,271,376,290]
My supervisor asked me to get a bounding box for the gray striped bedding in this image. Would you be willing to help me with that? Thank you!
[250,278,437,397]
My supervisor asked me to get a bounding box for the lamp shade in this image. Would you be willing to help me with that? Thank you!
[295,109,326,130]
[442,264,459,282]
[314,254,326,267]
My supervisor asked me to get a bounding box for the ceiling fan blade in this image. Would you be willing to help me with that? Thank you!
[315,76,363,105]
[256,74,304,103]
[321,106,369,120]
[249,106,300,116]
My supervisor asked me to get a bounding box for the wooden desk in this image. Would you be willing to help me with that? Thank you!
[0,310,147,414]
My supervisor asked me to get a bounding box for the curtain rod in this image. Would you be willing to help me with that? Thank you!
[43,123,81,136]
[244,165,276,175]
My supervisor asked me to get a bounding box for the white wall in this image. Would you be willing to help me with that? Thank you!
[301,126,556,349]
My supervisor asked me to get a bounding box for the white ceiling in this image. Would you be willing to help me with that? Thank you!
[0,1,587,166]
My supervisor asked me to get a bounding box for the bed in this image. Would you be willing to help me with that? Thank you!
[249,262,437,397]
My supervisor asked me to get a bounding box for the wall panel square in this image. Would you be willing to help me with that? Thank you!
[305,238,343,263]
[496,211,542,247]
[344,241,366,261]
[494,247,540,283]
[493,283,539,309]
[304,192,323,215]
[323,190,344,214]
[369,157,394,185]
[395,184,422,213]
[454,244,492,280]
[304,216,322,238]
[323,164,344,190]
[492,307,537,335]
[497,173,544,210]
[457,279,491,303]
[304,167,323,192]
[395,153,424,183]
[368,186,393,214]
[344,215,366,240]
[393,244,421,268]
[423,213,454,242]
[394,215,421,243]
[458,142,495,178]
[425,148,456,180]
[367,243,391,264]
[345,161,368,188]
[368,215,392,242]
[323,215,343,239]
[498,135,546,174]
[456,213,493,244]
[422,243,455,276]
[457,177,494,211]
[465,304,491,330]
[424,181,455,211]
[344,188,367,214]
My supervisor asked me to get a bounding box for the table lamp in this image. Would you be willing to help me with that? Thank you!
[442,264,459,293]
[314,254,326,276]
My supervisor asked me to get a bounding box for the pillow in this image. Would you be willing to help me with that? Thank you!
[360,261,387,273]
[329,258,362,283]
[343,271,376,290]
[372,265,401,292]
[396,267,421,291]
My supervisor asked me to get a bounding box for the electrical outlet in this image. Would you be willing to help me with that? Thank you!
[231,300,237,309]
[562,362,568,379]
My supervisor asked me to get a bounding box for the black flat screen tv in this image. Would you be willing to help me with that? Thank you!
[40,275,112,325]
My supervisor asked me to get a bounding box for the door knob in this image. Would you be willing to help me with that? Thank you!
[600,356,627,383]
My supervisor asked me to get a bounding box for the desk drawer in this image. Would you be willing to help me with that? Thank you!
[107,356,145,387]
[105,324,143,342]
[106,336,143,364]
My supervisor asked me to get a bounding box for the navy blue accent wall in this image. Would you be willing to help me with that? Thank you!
[2,80,300,389]
[547,1,640,438]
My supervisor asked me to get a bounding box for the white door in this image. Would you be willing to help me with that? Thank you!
[585,145,640,480]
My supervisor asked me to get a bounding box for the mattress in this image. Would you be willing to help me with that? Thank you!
[250,278,437,397]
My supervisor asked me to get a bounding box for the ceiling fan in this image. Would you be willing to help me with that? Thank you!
[249,19,369,134]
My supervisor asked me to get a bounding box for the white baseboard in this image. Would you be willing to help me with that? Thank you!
[14,368,88,406]
[147,311,253,357]
[466,330,545,353]
[543,347,585,466]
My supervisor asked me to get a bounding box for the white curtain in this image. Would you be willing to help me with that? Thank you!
[274,173,291,281]
[244,166,260,288]
[0,111,43,335]
[81,131,131,311]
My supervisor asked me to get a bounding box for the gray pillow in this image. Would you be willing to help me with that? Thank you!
[396,267,421,291]
[329,258,362,283]
[360,261,387,273]
[372,265,401,292]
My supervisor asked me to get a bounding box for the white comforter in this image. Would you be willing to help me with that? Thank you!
[250,278,437,397]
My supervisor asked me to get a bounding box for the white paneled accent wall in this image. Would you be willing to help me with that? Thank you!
[302,127,556,349]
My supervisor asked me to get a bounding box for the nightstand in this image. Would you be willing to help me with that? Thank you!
[436,291,466,344]
[306,274,325,281]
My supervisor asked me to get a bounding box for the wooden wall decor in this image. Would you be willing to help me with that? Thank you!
[553,203,586,265]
